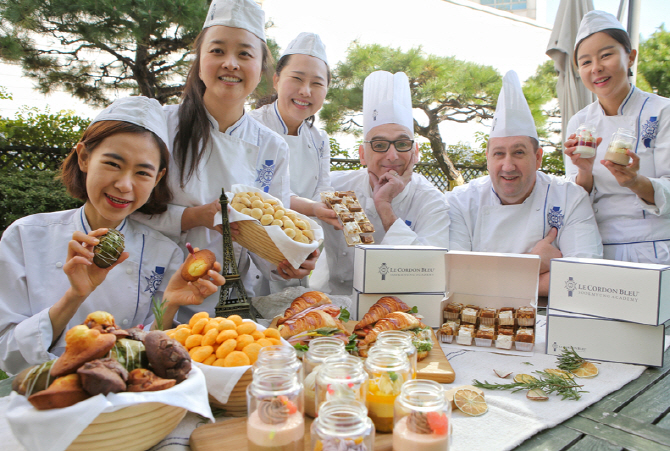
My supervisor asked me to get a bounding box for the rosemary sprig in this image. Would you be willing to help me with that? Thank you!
[473,371,587,401]
[151,296,168,331]
[557,346,586,372]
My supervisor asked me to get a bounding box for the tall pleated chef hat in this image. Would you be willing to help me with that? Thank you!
[91,96,169,148]
[363,71,413,137]
[575,10,627,50]
[489,70,538,140]
[202,0,266,42]
[282,32,328,66]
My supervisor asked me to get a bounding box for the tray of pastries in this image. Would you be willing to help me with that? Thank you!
[321,191,375,246]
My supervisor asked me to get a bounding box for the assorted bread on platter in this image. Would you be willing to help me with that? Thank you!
[13,311,191,410]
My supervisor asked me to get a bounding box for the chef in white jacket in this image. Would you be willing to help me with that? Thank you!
[448,70,603,296]
[250,32,338,292]
[564,11,670,264]
[317,71,451,295]
[132,0,313,321]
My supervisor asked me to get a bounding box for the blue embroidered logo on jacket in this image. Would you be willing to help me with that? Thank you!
[642,116,658,148]
[405,220,412,227]
[144,266,165,296]
[547,206,564,230]
[256,159,275,193]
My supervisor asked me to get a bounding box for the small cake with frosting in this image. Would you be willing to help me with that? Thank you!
[475,325,495,347]
[461,305,479,325]
[514,327,535,351]
[497,308,515,326]
[393,411,450,451]
[247,396,304,451]
[456,324,475,346]
[495,327,514,350]
[443,302,463,321]
[516,306,536,327]
[438,320,460,344]
[479,307,496,326]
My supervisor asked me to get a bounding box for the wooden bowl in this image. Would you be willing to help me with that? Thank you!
[208,367,252,417]
[66,402,186,451]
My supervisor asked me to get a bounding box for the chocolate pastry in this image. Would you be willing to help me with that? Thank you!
[143,330,191,382]
[93,228,125,268]
[126,368,176,392]
[77,357,128,396]
[126,327,148,342]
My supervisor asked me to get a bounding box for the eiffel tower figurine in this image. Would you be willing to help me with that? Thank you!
[215,189,258,320]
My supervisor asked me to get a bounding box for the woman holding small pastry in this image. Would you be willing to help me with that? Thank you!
[132,0,316,312]
[251,32,339,291]
[0,97,225,376]
[563,11,670,264]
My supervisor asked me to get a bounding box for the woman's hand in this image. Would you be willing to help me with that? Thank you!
[602,151,656,204]
[63,229,129,299]
[276,250,319,280]
[163,260,225,308]
[563,133,600,173]
[182,200,223,234]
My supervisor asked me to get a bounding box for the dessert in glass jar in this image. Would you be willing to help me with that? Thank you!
[574,124,597,158]
[310,400,374,451]
[253,345,304,382]
[303,338,346,418]
[604,128,636,166]
[315,354,368,416]
[375,330,417,379]
[394,379,451,451]
[247,367,305,451]
[364,348,411,432]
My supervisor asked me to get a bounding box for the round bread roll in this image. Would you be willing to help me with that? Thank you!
[260,214,274,226]
[266,198,279,205]
[263,206,275,216]
[284,228,296,239]
[251,199,264,209]
[294,219,308,230]
[294,229,304,241]
[271,219,283,227]
[250,208,263,220]
[303,229,315,241]
[241,207,252,216]
[297,235,310,244]
[231,202,245,212]
[239,197,251,207]
[274,209,285,220]
[283,218,295,229]
[249,196,261,203]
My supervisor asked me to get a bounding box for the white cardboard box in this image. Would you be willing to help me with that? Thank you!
[545,309,668,367]
[548,257,670,326]
[353,245,448,294]
[355,292,446,328]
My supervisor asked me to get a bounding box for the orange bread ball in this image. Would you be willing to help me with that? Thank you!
[216,319,237,331]
[216,339,237,360]
[263,328,281,340]
[189,311,209,328]
[202,328,219,347]
[191,318,209,335]
[185,334,203,350]
[236,334,254,351]
[216,329,238,343]
[236,322,256,335]
[243,343,262,364]
[227,315,243,326]
[224,351,251,367]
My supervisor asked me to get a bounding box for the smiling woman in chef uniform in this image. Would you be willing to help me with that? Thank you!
[0,96,225,376]
[250,32,339,292]
[132,0,316,318]
[564,11,670,264]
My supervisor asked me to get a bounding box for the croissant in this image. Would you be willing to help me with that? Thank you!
[279,309,347,339]
[354,296,410,331]
[282,304,341,326]
[277,291,332,324]
[359,312,424,348]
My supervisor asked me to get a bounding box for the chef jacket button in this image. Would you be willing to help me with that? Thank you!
[594,208,598,213]
[256,275,260,279]
[122,319,129,326]
[126,268,132,275]
[56,262,63,268]
[314,176,318,180]
[342,252,347,256]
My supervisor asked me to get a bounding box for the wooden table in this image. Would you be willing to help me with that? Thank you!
[2,333,670,450]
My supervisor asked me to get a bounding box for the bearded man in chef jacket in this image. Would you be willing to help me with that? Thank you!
[448,70,603,297]
[314,71,451,296]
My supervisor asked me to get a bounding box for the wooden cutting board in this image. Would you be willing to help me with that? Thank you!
[190,416,393,451]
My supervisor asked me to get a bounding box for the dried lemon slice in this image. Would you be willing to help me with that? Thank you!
[544,368,573,380]
[513,374,537,384]
[571,361,598,378]
[453,388,488,416]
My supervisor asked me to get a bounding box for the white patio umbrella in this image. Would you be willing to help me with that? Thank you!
[546,0,596,146]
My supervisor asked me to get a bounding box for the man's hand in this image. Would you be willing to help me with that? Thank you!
[276,250,319,280]
[369,152,416,231]
[312,202,342,230]
[529,227,562,274]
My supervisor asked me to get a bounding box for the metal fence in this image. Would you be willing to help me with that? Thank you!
[331,158,487,192]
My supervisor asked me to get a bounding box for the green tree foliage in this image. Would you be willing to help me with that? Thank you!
[0,169,82,237]
[0,107,89,148]
[322,44,501,184]
[0,0,208,106]
[639,25,670,98]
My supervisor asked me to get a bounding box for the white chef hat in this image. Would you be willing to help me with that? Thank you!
[575,10,627,50]
[489,70,538,140]
[91,96,169,147]
[202,0,266,42]
[281,32,328,66]
[363,71,413,137]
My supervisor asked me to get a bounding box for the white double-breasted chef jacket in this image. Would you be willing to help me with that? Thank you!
[448,171,603,258]
[565,86,670,264]
[132,105,292,322]
[321,169,450,295]
[250,101,332,200]
[0,207,183,375]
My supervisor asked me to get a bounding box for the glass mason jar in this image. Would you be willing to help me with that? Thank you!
[375,331,418,379]
[574,124,597,158]
[253,345,304,382]
[304,338,347,418]
[364,349,411,433]
[393,380,452,451]
[604,127,636,166]
[247,367,305,451]
[310,400,375,451]
[315,354,368,416]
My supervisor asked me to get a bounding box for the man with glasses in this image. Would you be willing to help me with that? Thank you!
[315,71,450,296]
[448,71,602,296]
